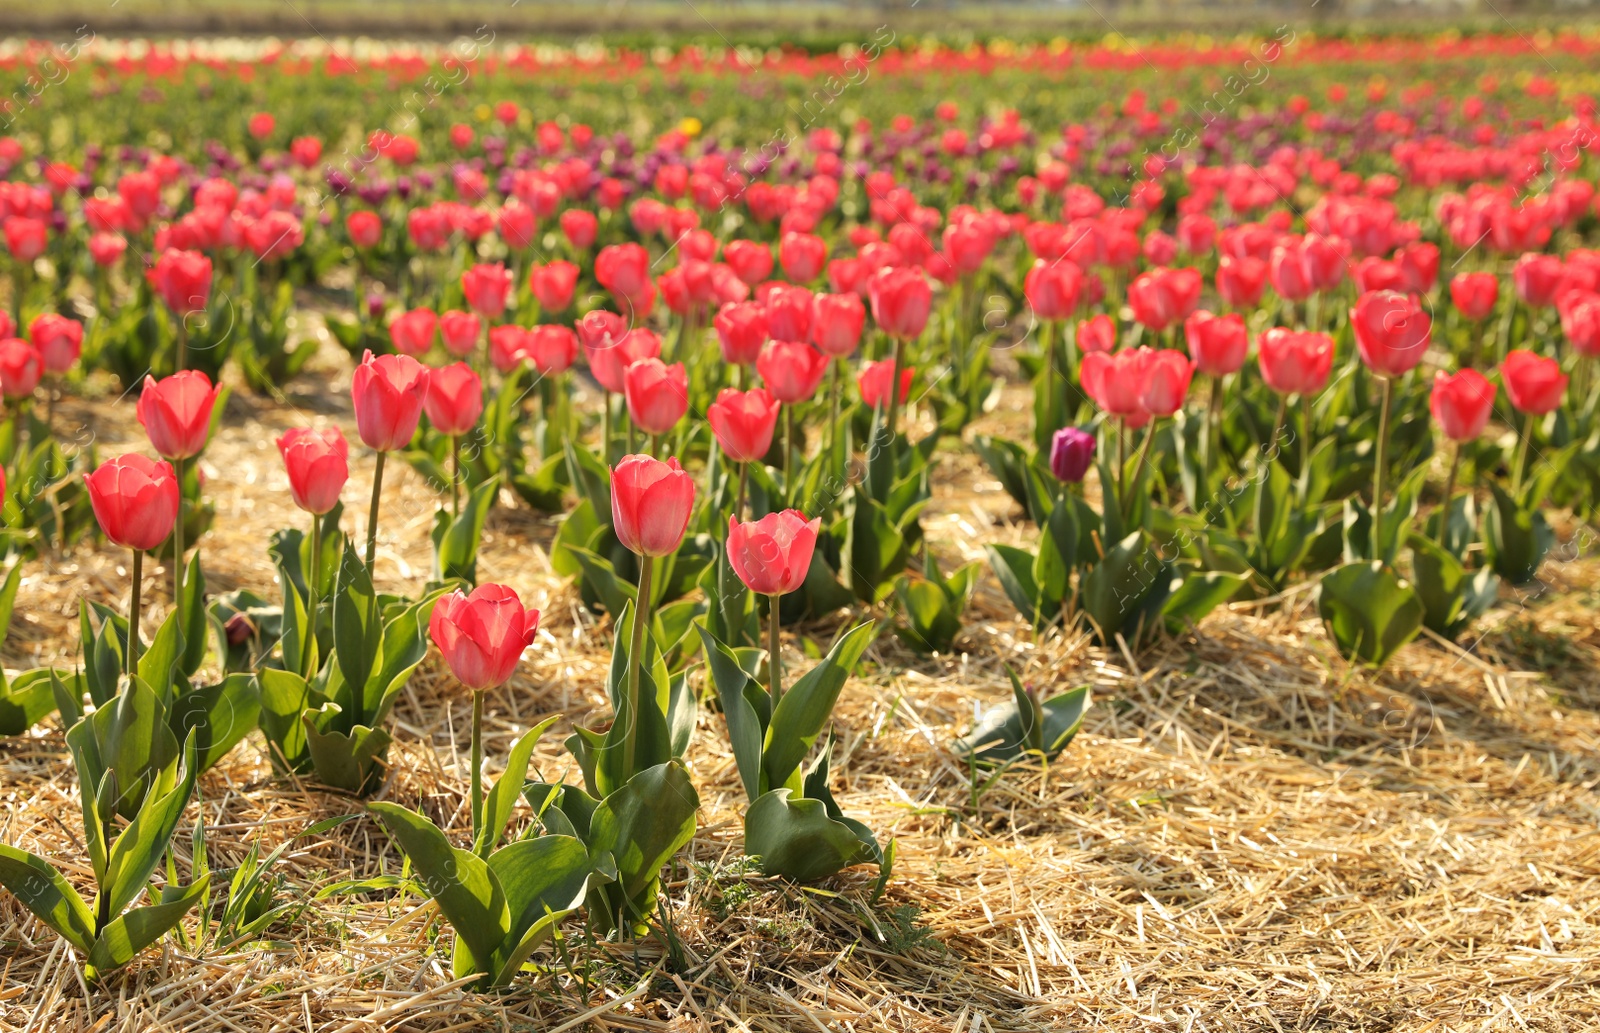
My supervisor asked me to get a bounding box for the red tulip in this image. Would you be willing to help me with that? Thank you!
[857,358,914,408]
[724,239,773,285]
[757,341,830,404]
[439,310,482,358]
[489,325,531,373]
[149,248,214,317]
[560,209,598,251]
[347,210,382,249]
[424,362,484,436]
[530,260,578,312]
[4,216,47,262]
[868,266,932,340]
[1257,328,1336,396]
[610,454,695,557]
[1216,255,1267,309]
[1184,310,1249,377]
[247,112,275,139]
[586,327,660,394]
[1301,234,1350,293]
[624,358,689,435]
[1127,267,1202,332]
[1512,253,1563,308]
[1500,350,1567,414]
[1430,369,1496,442]
[779,232,827,283]
[707,387,780,463]
[290,136,322,168]
[137,370,220,460]
[461,263,512,319]
[1077,313,1116,354]
[727,510,821,596]
[1268,244,1313,302]
[29,314,83,374]
[276,426,349,515]
[1142,351,1194,417]
[1352,289,1431,377]
[713,301,769,365]
[86,454,180,551]
[525,325,579,374]
[1080,348,1152,422]
[763,283,815,343]
[596,243,652,303]
[352,350,429,451]
[497,201,537,251]
[1395,242,1439,294]
[389,308,438,358]
[1024,259,1081,322]
[1450,272,1499,321]
[88,233,127,267]
[811,292,866,357]
[429,584,541,691]
[0,338,42,399]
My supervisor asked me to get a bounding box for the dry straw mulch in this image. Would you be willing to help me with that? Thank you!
[2,346,1598,1033]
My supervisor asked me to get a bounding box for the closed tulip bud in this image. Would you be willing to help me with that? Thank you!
[346,210,382,249]
[727,509,820,596]
[1257,328,1335,396]
[868,266,932,339]
[526,260,576,312]
[389,308,438,357]
[707,387,780,463]
[1352,289,1430,377]
[560,209,598,250]
[86,453,180,551]
[857,357,914,409]
[757,341,830,404]
[1183,309,1249,377]
[1450,272,1499,322]
[497,201,537,251]
[810,291,866,357]
[1080,348,1152,422]
[1076,313,1116,354]
[624,358,689,435]
[488,325,531,373]
[423,362,484,436]
[1049,427,1096,483]
[0,338,41,399]
[149,248,214,317]
[1499,349,1567,415]
[596,242,652,303]
[713,301,769,365]
[610,454,695,557]
[4,216,48,262]
[352,350,429,451]
[779,231,827,283]
[137,370,220,460]
[586,327,660,394]
[1558,291,1600,357]
[723,239,774,285]
[1512,253,1563,308]
[763,283,815,343]
[1024,259,1082,322]
[276,426,349,514]
[1216,254,1267,309]
[1143,350,1194,417]
[29,314,83,374]
[439,309,482,357]
[1429,369,1496,442]
[461,263,512,318]
[429,583,541,691]
[1268,244,1313,302]
[525,324,579,374]
[1127,266,1202,332]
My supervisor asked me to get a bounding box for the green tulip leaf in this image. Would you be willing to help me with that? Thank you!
[1315,561,1424,667]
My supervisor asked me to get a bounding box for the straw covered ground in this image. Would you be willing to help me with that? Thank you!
[2,334,1598,1032]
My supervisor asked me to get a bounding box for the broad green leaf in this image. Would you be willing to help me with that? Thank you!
[169,673,260,772]
[1315,561,1424,668]
[0,843,94,952]
[474,715,560,858]
[744,790,879,882]
[0,667,69,736]
[762,621,876,796]
[102,734,200,919]
[696,624,764,800]
[303,711,392,795]
[1160,571,1245,633]
[83,874,211,980]
[484,835,592,985]
[586,761,699,907]
[985,544,1041,625]
[367,802,510,979]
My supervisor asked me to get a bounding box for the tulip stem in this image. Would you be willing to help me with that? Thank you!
[735,460,749,523]
[884,335,907,466]
[623,557,653,780]
[1372,376,1393,565]
[783,406,795,508]
[1267,395,1288,467]
[767,593,783,710]
[306,511,321,677]
[601,395,612,463]
[1300,393,1312,483]
[173,456,186,648]
[450,435,460,518]
[1437,443,1462,548]
[365,449,386,572]
[127,550,142,678]
[1124,422,1156,524]
[176,318,188,372]
[1203,377,1223,478]
[470,687,484,846]
[826,360,841,460]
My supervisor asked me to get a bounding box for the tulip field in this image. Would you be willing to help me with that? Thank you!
[2,25,1600,1032]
